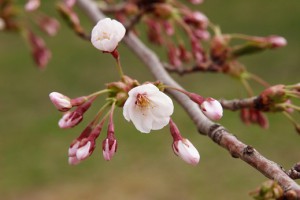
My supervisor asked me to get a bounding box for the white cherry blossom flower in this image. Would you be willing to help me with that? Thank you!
[123,83,174,133]
[91,18,126,52]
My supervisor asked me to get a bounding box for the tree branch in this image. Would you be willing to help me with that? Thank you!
[76,0,300,198]
[220,96,260,111]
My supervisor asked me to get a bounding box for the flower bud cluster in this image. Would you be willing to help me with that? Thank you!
[250,180,283,200]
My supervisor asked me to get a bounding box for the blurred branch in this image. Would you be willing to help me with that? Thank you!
[76,0,300,198]
[286,162,300,180]
[220,96,259,111]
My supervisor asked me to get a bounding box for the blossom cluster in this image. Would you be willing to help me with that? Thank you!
[49,18,223,166]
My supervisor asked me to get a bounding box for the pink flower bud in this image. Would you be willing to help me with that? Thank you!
[200,98,223,120]
[191,37,206,64]
[76,141,92,160]
[64,0,76,8]
[146,19,163,45]
[167,45,182,68]
[68,141,80,157]
[188,0,204,5]
[184,11,208,29]
[58,98,95,128]
[0,18,5,30]
[163,21,174,36]
[39,16,60,36]
[256,111,269,129]
[173,138,200,166]
[266,36,287,48]
[68,156,81,165]
[59,111,83,129]
[24,0,40,12]
[49,92,72,112]
[28,31,51,69]
[102,138,117,161]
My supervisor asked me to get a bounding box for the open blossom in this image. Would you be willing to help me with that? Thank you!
[91,18,126,52]
[123,83,174,133]
[200,98,223,120]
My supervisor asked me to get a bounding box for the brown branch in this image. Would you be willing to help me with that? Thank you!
[287,162,300,180]
[98,2,126,13]
[220,96,260,111]
[76,0,300,198]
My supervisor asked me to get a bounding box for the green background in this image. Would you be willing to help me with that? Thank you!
[0,0,300,199]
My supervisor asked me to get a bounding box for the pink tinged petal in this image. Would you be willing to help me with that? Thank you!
[173,139,200,166]
[76,141,91,160]
[102,138,117,161]
[25,0,40,12]
[58,112,83,129]
[68,141,80,157]
[200,98,223,121]
[49,92,72,112]
[68,156,81,165]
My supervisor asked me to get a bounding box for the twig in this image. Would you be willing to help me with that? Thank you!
[286,162,300,180]
[76,0,300,198]
[220,96,260,111]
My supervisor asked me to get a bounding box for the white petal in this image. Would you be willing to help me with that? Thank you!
[128,104,153,133]
[123,96,134,121]
[128,83,159,96]
[151,117,170,130]
[112,19,126,42]
[76,141,91,160]
[148,92,174,117]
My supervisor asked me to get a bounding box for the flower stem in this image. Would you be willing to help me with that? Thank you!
[87,89,111,99]
[111,49,124,78]
[248,72,270,88]
[162,85,190,96]
[240,78,254,97]
[283,111,298,126]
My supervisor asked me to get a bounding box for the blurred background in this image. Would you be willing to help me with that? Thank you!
[0,0,300,199]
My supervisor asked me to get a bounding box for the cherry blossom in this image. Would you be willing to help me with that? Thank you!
[123,83,174,133]
[91,18,126,52]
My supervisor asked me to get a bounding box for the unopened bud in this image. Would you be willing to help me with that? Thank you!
[68,156,81,165]
[58,98,94,128]
[153,3,174,19]
[0,18,6,30]
[266,35,287,48]
[49,92,72,112]
[25,0,40,12]
[200,98,223,120]
[188,0,203,4]
[59,111,83,129]
[39,16,60,36]
[173,138,200,166]
[76,141,92,160]
[102,138,117,161]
